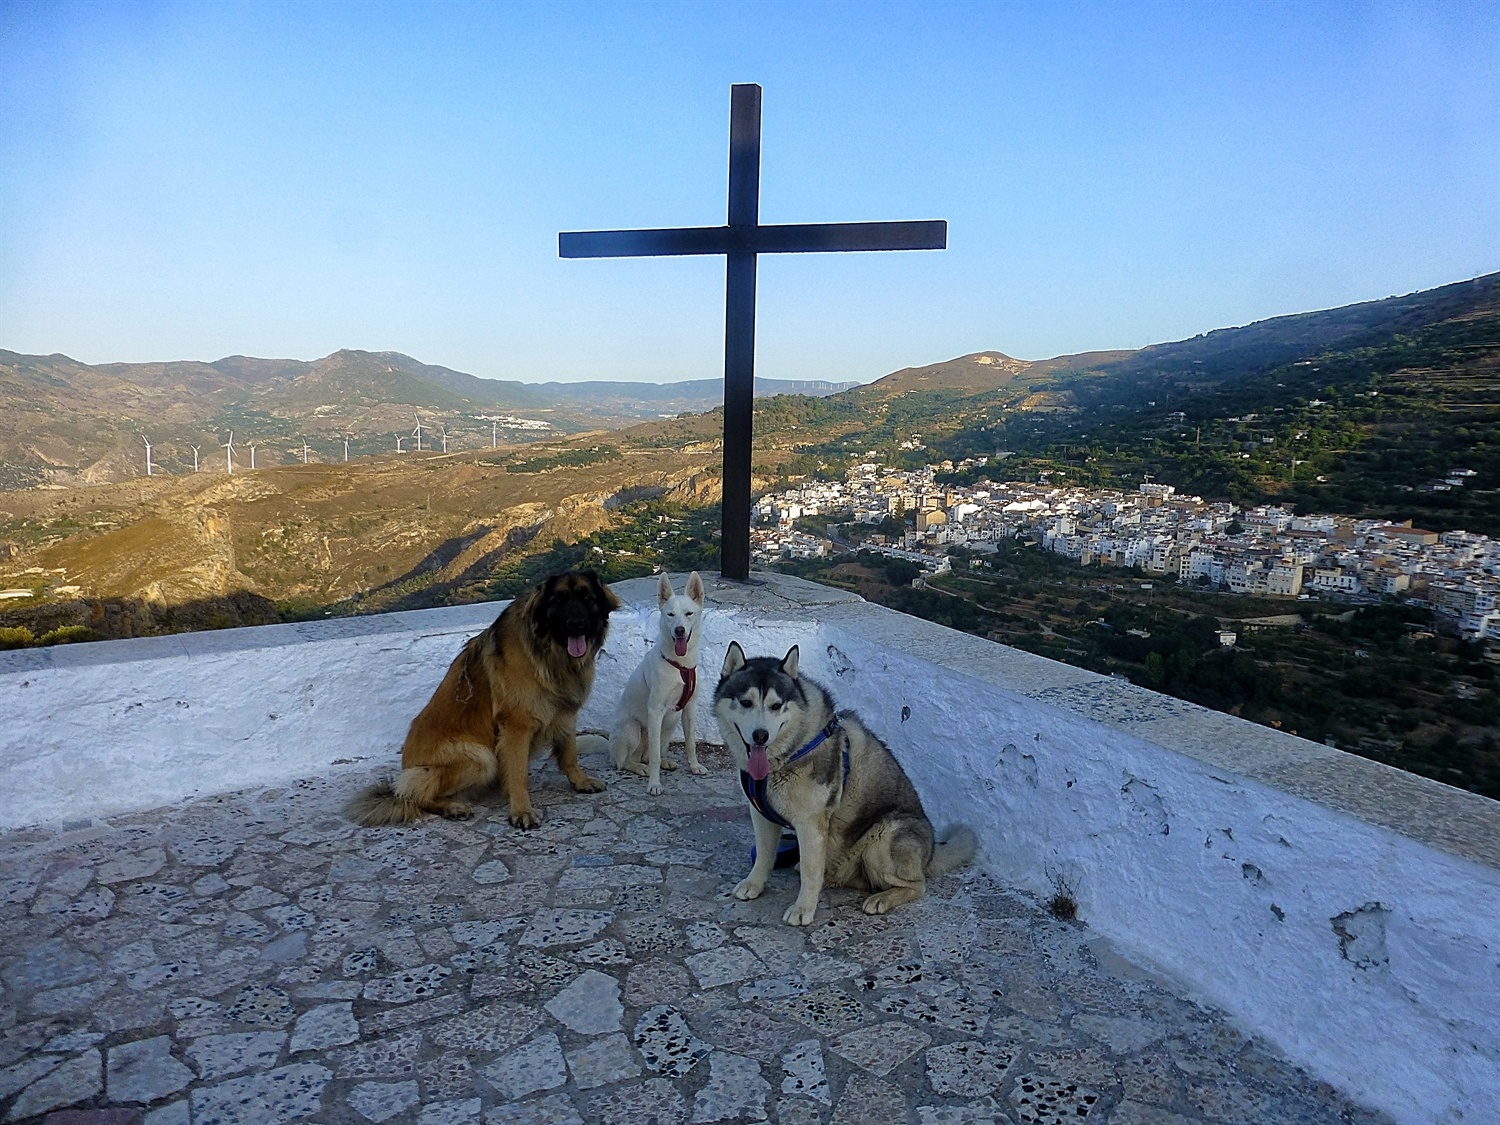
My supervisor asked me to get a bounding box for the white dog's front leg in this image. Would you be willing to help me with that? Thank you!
[733,809,782,901]
[681,707,707,776]
[645,710,664,795]
[784,824,826,926]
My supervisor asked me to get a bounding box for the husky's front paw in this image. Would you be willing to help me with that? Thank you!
[647,779,664,796]
[783,899,818,927]
[861,887,920,914]
[687,762,709,776]
[732,875,765,900]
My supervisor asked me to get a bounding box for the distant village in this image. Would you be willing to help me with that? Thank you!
[752,456,1500,641]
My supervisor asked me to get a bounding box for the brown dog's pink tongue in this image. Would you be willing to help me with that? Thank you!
[567,636,588,658]
[674,637,688,657]
[747,746,770,780]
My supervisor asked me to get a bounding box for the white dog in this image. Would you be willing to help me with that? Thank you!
[608,571,709,794]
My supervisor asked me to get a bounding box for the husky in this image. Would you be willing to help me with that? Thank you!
[715,642,976,926]
[605,571,709,795]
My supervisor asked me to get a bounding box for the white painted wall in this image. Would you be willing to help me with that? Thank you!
[0,574,1495,1124]
[0,586,814,833]
[0,603,506,830]
[795,607,1500,1125]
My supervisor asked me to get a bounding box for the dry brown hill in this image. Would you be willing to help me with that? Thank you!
[0,444,720,635]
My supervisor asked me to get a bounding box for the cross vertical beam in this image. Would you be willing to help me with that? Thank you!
[560,83,945,581]
[722,84,761,581]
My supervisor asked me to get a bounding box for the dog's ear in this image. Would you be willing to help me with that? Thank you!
[586,570,623,612]
[722,640,746,675]
[780,645,800,678]
[657,571,674,607]
[685,571,705,605]
[530,575,561,630]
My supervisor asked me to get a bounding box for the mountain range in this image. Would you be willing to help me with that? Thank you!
[0,347,858,487]
[8,267,1496,491]
[3,265,1498,612]
[840,270,1500,407]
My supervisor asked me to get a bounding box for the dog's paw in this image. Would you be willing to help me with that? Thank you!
[732,876,765,901]
[508,807,543,830]
[687,762,709,776]
[436,801,474,821]
[571,774,606,794]
[646,779,664,796]
[661,760,679,772]
[861,888,918,915]
[783,900,819,927]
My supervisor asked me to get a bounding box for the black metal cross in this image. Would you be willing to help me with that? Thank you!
[560,83,946,581]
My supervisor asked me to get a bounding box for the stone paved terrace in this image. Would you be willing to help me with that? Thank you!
[0,744,1390,1125]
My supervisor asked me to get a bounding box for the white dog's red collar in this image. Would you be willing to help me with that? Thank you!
[662,655,696,711]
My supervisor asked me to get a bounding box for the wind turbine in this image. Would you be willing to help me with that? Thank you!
[249,441,257,470]
[412,412,424,452]
[190,444,200,472]
[141,435,153,477]
[491,420,497,450]
[439,422,448,454]
[343,434,351,462]
[395,434,406,453]
[302,440,310,464]
[222,432,236,474]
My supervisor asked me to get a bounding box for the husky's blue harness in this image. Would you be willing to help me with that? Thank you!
[738,717,847,830]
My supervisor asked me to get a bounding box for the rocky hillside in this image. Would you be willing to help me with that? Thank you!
[0,443,722,641]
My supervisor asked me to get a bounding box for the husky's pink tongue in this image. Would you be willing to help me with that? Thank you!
[567,635,588,658]
[747,746,770,781]
[674,636,688,657]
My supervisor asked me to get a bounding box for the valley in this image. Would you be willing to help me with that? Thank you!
[3,266,1498,649]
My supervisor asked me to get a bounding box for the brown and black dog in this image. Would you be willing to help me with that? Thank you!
[348,570,622,829]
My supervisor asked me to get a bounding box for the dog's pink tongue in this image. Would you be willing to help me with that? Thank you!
[567,635,588,658]
[747,746,770,781]
[674,636,688,657]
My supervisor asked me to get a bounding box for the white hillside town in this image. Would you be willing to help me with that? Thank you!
[752,458,1500,640]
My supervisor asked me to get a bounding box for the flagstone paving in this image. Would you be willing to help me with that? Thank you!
[0,746,1390,1124]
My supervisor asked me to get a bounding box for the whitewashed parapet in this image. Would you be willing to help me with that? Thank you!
[0,571,1494,1123]
[721,578,1500,1125]
[0,602,507,832]
[618,572,1499,1125]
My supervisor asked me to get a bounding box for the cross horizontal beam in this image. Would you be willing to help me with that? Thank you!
[559,219,947,259]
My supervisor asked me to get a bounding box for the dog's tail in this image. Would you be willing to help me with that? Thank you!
[576,732,614,762]
[927,825,978,876]
[345,780,424,827]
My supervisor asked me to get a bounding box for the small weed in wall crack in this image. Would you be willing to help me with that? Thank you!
[1047,875,1078,922]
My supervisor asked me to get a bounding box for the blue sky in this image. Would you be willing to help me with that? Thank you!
[2,0,1497,384]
